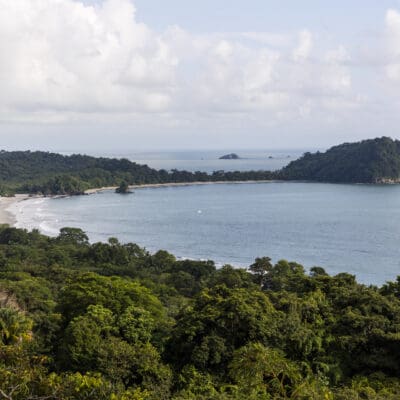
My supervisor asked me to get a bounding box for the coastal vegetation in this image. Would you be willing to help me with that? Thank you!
[1,225,400,398]
[281,136,400,183]
[116,181,130,194]
[0,151,274,196]
[0,137,400,196]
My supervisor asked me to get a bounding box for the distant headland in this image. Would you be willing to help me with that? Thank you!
[0,137,398,197]
[280,136,400,183]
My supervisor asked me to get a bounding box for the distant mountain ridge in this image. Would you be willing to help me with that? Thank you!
[280,137,400,183]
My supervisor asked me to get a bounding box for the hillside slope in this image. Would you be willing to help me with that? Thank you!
[280,137,400,183]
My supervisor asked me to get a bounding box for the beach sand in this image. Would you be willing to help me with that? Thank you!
[0,195,31,226]
[84,180,276,195]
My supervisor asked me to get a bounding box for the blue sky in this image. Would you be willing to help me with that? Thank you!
[1,0,400,151]
[132,0,393,33]
[80,0,395,32]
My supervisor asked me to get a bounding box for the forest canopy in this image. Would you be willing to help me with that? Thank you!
[0,150,275,196]
[280,136,400,183]
[0,226,400,399]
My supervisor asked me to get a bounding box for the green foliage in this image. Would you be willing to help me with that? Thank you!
[0,137,398,196]
[281,136,400,183]
[63,305,116,371]
[59,272,164,322]
[168,285,278,371]
[0,150,277,195]
[118,306,155,345]
[116,180,130,194]
[0,307,32,345]
[173,365,222,399]
[229,342,332,399]
[0,226,400,398]
[249,256,273,287]
[58,227,89,245]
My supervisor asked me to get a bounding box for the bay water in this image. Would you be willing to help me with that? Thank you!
[10,177,400,285]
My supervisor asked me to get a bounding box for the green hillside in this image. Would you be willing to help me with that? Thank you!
[0,151,275,196]
[280,137,400,183]
[0,137,400,196]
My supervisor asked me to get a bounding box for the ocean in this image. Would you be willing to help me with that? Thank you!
[8,150,400,285]
[60,149,304,173]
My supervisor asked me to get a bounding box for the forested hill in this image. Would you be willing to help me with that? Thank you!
[1,225,400,398]
[280,137,400,183]
[1,137,400,195]
[0,150,275,196]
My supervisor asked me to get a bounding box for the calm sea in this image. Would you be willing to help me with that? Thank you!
[60,149,303,173]
[8,150,400,285]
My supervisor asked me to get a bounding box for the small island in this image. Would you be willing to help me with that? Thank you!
[219,153,240,160]
[115,181,131,194]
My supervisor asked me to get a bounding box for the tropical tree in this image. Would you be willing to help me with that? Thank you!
[0,307,32,346]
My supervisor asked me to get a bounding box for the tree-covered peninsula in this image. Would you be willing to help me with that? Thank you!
[280,137,400,183]
[1,225,400,399]
[0,137,400,196]
[0,151,275,196]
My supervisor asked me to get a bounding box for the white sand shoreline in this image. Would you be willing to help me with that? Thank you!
[84,179,278,194]
[0,194,31,226]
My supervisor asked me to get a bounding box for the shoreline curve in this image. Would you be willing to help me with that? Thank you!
[84,179,279,195]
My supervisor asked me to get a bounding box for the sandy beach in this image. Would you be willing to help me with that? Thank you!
[84,180,276,195]
[0,194,31,226]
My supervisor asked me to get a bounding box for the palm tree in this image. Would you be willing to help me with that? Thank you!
[0,307,32,345]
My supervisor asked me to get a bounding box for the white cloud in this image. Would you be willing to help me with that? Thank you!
[0,0,361,130]
[0,0,178,114]
[236,32,292,47]
[324,45,350,64]
[385,9,400,82]
[214,40,234,60]
[292,30,313,61]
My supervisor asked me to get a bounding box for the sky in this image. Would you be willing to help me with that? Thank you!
[1,0,400,151]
